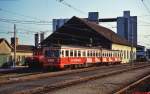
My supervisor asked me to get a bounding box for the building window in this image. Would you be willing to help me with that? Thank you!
[124,50,126,59]
[127,51,128,59]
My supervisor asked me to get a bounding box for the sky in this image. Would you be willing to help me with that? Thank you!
[0,0,150,48]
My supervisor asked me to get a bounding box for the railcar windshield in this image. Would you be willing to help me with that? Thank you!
[45,49,60,57]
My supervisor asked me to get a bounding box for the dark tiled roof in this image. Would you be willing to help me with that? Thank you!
[42,16,132,47]
[12,45,34,52]
[17,45,34,52]
[78,17,131,46]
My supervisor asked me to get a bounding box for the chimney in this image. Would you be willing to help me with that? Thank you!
[40,32,44,43]
[88,12,99,24]
[35,33,39,48]
[11,37,19,46]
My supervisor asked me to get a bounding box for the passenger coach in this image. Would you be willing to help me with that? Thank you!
[43,45,121,69]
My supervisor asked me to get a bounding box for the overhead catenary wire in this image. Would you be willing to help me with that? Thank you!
[0,24,52,36]
[0,17,52,23]
[0,7,49,21]
[141,0,150,14]
[56,0,86,15]
[0,17,52,25]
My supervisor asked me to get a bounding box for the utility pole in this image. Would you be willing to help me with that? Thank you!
[13,24,16,68]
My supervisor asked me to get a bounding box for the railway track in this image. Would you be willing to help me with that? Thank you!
[16,63,150,94]
[0,62,145,80]
[0,62,149,94]
[114,75,150,94]
[0,63,145,85]
[0,64,129,85]
[0,68,45,82]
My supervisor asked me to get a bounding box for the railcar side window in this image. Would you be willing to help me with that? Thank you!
[99,52,101,57]
[78,51,81,57]
[93,51,95,57]
[110,53,112,57]
[102,53,104,57]
[82,51,86,57]
[66,50,69,57]
[90,51,92,57]
[96,51,98,57]
[61,50,64,57]
[70,50,73,57]
[87,51,90,57]
[74,50,77,57]
[45,50,48,57]
[45,49,60,57]
[45,50,51,57]
[55,50,60,57]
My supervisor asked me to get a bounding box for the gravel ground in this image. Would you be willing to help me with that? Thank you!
[0,65,133,94]
[47,67,150,94]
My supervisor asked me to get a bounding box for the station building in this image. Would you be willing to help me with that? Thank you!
[42,16,136,63]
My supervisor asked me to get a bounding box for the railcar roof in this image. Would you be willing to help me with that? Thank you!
[45,44,119,51]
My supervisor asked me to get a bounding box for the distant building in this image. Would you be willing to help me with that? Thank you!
[88,12,99,24]
[53,19,69,32]
[146,49,150,60]
[0,38,33,67]
[35,33,39,48]
[117,11,137,45]
[136,45,146,59]
[10,37,33,66]
[34,33,45,48]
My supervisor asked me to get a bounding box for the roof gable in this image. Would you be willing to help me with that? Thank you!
[0,38,12,49]
[0,38,12,54]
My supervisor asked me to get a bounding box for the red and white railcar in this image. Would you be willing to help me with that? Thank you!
[42,45,122,69]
